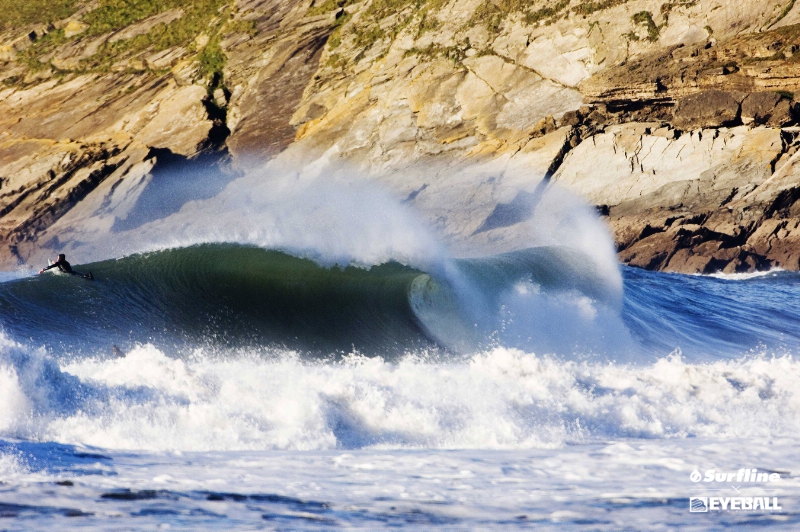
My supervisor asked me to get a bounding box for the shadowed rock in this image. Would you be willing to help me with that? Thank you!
[672,90,745,129]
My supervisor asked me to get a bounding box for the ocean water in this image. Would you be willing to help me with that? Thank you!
[2,175,800,530]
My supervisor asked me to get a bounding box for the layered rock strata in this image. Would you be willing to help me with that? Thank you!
[4,0,800,273]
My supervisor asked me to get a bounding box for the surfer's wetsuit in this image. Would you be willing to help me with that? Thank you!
[43,257,75,274]
[40,256,93,279]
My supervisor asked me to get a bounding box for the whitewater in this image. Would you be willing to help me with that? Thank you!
[1,166,800,529]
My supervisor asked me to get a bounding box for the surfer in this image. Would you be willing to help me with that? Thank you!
[39,254,93,280]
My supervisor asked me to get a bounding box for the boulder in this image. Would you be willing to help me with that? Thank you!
[672,90,744,129]
[741,92,793,126]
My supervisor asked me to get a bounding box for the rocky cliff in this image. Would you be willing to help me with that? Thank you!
[4,0,800,273]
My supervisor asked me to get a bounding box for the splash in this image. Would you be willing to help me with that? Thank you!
[34,169,450,271]
[1,334,799,452]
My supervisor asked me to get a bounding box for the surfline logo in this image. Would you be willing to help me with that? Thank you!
[690,469,781,483]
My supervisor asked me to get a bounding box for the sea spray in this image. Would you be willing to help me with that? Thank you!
[33,171,451,272]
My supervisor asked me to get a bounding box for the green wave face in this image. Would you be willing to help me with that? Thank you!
[0,244,435,357]
[0,243,621,358]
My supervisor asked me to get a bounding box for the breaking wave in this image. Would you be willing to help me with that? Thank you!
[0,241,625,356]
[3,169,800,455]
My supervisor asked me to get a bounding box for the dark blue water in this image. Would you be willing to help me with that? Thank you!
[623,267,800,360]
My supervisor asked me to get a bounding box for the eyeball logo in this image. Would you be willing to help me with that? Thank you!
[690,497,709,512]
[690,470,702,483]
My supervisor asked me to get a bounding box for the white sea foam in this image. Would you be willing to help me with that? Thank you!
[2,439,799,530]
[0,450,28,477]
[1,333,799,452]
[707,268,785,281]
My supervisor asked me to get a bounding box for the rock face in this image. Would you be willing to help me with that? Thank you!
[0,0,332,265]
[552,123,800,272]
[4,0,800,273]
[0,73,219,260]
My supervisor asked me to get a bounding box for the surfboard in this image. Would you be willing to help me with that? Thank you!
[46,259,63,275]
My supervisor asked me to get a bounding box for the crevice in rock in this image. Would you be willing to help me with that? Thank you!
[545,129,578,179]
[490,50,575,90]
[471,127,578,235]
[719,187,739,207]
[639,224,665,240]
[0,183,40,219]
[462,64,497,95]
